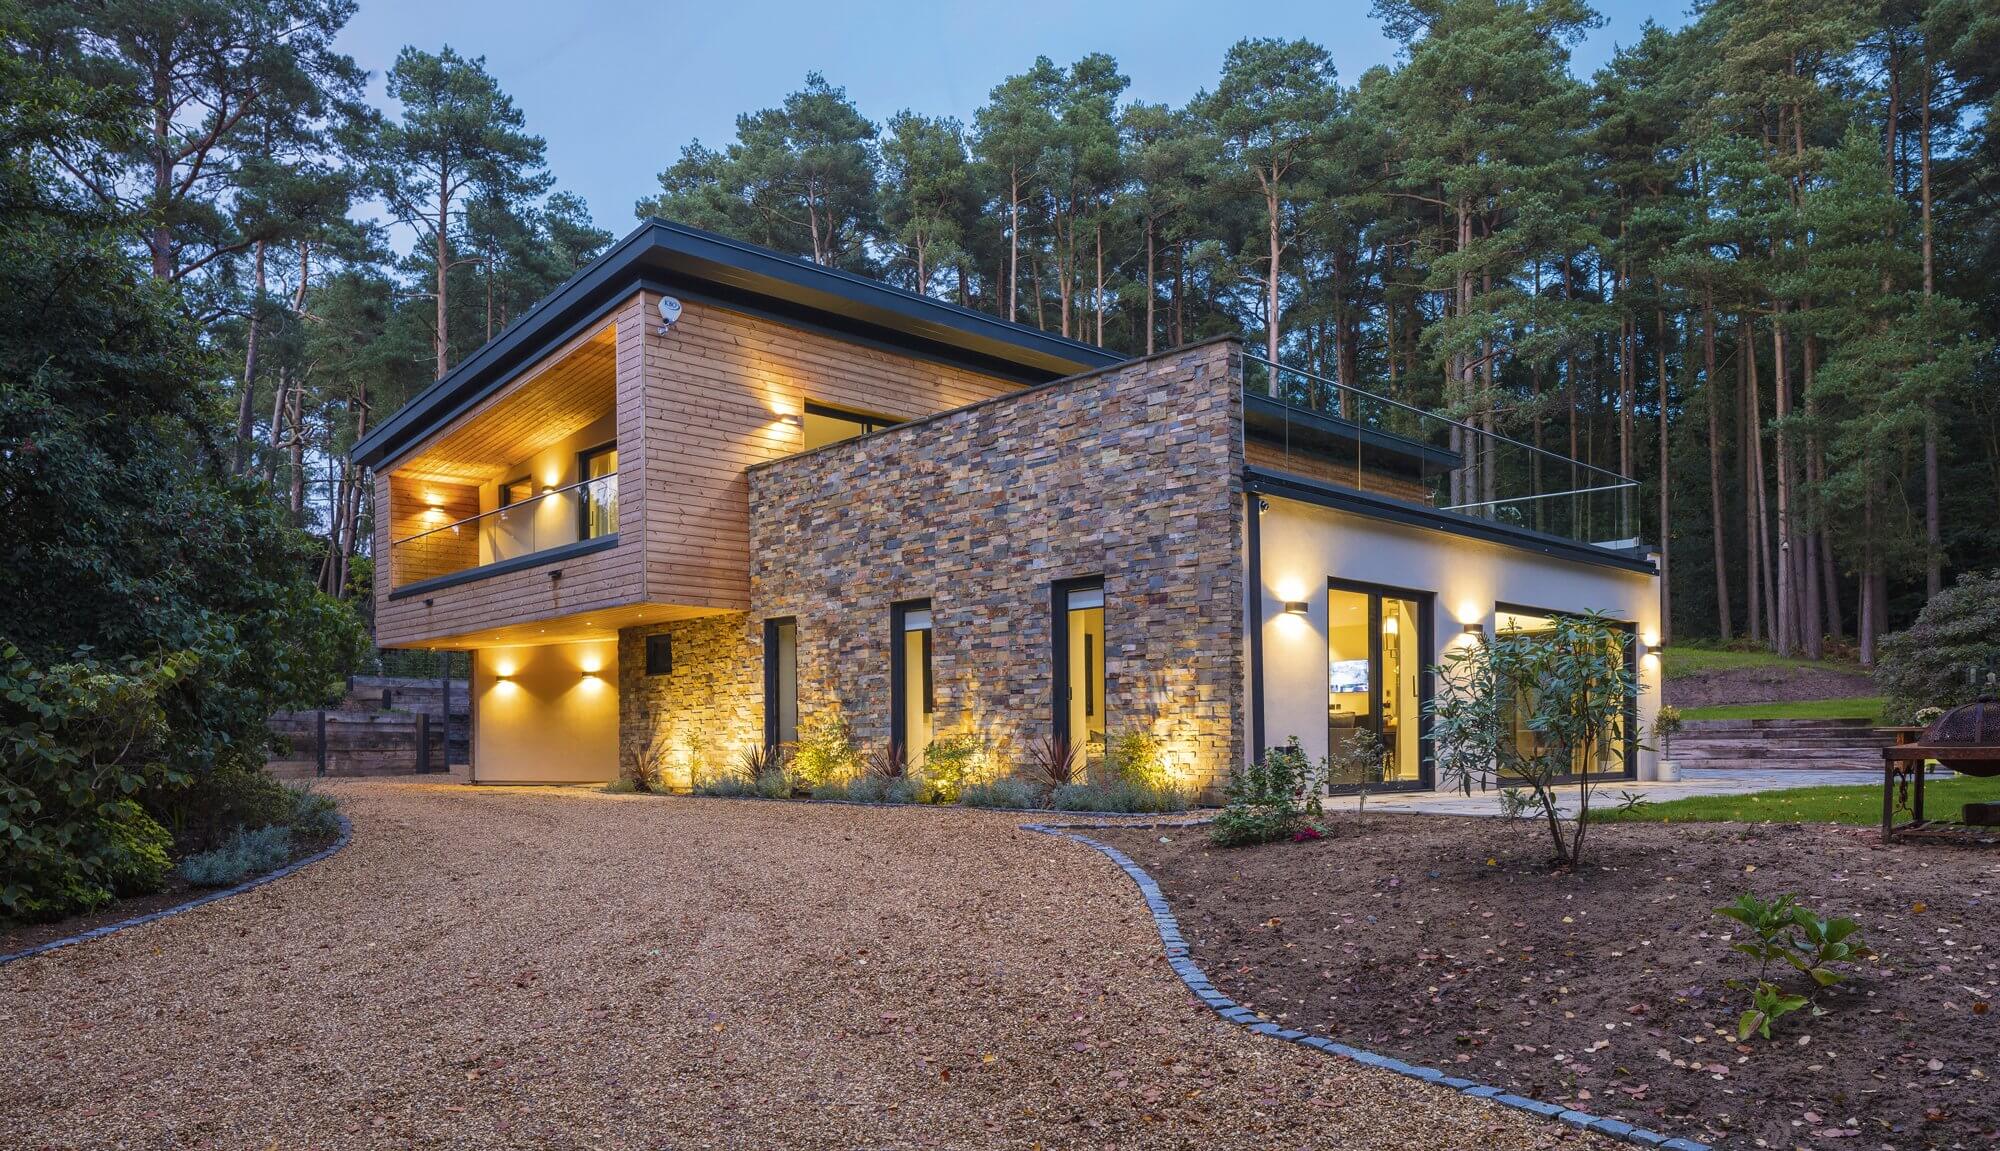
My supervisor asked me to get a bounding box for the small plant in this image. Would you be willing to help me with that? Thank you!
[738,742,787,781]
[1100,729,1166,789]
[1914,705,1945,728]
[1209,736,1316,847]
[692,774,759,798]
[622,729,672,794]
[959,777,1042,809]
[864,740,910,780]
[754,769,793,799]
[1495,787,1535,820]
[1714,892,1874,1040]
[1614,790,1651,814]
[177,825,294,888]
[1321,728,1385,820]
[1021,734,1082,790]
[845,773,918,804]
[791,708,859,788]
[1652,705,1684,761]
[918,732,988,803]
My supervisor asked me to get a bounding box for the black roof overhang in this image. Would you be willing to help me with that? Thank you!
[1245,466,1658,576]
[351,219,1125,470]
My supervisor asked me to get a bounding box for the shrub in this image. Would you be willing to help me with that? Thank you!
[1429,610,1638,865]
[622,730,672,794]
[0,645,187,921]
[154,763,294,852]
[286,784,342,839]
[1209,736,1317,847]
[1050,779,1189,814]
[810,779,851,800]
[177,825,294,889]
[918,732,988,802]
[959,777,1042,809]
[1021,734,1082,790]
[1321,728,1385,819]
[1652,705,1685,761]
[845,774,918,804]
[1879,570,2000,721]
[791,708,858,788]
[1100,729,1166,789]
[692,774,758,798]
[754,769,794,799]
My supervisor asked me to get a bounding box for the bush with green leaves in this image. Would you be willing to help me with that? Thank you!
[1715,892,1873,1041]
[1099,730,1166,789]
[1652,705,1685,760]
[917,732,988,803]
[958,777,1042,809]
[1428,610,1637,865]
[1878,570,2000,721]
[1209,736,1317,847]
[692,774,759,798]
[287,784,342,839]
[1050,778,1190,814]
[177,825,294,889]
[790,709,858,788]
[0,645,188,921]
[845,773,919,804]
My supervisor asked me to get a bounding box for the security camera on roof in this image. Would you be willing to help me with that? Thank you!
[656,295,683,334]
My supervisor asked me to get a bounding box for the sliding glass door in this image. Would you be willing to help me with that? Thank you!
[1327,580,1431,791]
[1494,605,1636,782]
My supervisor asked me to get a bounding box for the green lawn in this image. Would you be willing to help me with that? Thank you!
[1662,641,1866,680]
[1678,696,1887,723]
[1591,774,2000,825]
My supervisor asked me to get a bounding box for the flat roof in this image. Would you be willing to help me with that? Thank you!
[351,218,1125,469]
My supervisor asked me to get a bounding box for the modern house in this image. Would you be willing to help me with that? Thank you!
[353,219,1661,796]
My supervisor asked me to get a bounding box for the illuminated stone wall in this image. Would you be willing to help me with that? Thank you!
[617,614,761,790]
[745,337,1248,797]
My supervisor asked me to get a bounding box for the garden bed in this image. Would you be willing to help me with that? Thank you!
[1094,815,2000,1149]
[0,824,343,961]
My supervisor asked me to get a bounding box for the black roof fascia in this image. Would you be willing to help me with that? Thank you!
[352,219,1122,469]
[1245,467,1658,576]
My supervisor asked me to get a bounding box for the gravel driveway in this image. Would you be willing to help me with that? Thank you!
[1,782,1598,1149]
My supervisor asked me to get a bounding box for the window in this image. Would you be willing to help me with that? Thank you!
[890,600,933,765]
[1494,605,1636,780]
[1053,578,1106,760]
[802,402,901,451]
[1326,582,1431,790]
[645,633,672,676]
[500,477,534,507]
[764,618,798,747]
[578,443,618,540]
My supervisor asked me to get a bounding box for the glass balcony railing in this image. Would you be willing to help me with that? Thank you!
[390,474,618,589]
[1243,355,1638,550]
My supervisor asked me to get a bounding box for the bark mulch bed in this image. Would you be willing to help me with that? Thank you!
[1094,815,2000,1150]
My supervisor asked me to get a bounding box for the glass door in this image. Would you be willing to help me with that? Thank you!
[1327,580,1431,791]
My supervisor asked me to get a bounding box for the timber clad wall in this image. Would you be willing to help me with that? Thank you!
[386,476,480,585]
[375,291,1018,649]
[629,289,1020,615]
[1243,438,1432,504]
[694,337,1250,797]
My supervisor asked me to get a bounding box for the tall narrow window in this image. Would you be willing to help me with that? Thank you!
[1053,579,1107,760]
[1327,580,1432,791]
[891,600,933,765]
[578,443,618,540]
[764,618,798,747]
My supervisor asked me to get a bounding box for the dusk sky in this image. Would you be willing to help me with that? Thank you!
[334,0,1693,240]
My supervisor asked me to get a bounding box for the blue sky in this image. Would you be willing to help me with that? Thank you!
[335,0,1690,239]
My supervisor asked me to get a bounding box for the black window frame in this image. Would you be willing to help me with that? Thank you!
[763,617,798,748]
[889,598,933,754]
[499,475,534,508]
[576,440,618,541]
[1492,600,1640,784]
[644,633,672,676]
[804,400,901,440]
[1050,576,1106,749]
[1325,577,1436,793]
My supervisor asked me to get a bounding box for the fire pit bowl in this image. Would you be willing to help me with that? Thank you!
[1923,698,2000,777]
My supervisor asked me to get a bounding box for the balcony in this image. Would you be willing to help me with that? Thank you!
[1243,355,1638,551]
[389,472,619,595]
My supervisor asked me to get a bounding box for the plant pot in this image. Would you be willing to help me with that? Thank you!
[1655,758,1680,783]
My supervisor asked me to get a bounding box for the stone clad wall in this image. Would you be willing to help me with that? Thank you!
[618,614,761,790]
[741,337,1248,796]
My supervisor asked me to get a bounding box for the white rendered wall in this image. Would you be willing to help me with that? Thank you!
[1255,495,1663,787]
[471,640,619,783]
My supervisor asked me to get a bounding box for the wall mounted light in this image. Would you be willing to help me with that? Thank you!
[777,411,803,428]
[1283,601,1310,616]
[1462,621,1485,641]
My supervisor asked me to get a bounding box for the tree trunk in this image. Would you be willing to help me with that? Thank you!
[1920,41,1941,599]
[1656,308,1672,644]
[1771,309,1796,655]
[435,180,451,379]
[234,239,266,473]
[1144,218,1156,356]
[1266,180,1283,369]
[1704,289,1731,639]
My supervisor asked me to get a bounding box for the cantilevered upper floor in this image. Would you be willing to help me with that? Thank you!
[353,220,1123,649]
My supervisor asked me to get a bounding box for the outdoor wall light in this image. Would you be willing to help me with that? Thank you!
[1283,601,1310,616]
[1462,621,1485,639]
[777,411,803,428]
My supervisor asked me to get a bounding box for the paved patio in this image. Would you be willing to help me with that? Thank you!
[0,781,1599,1150]
[1320,768,1884,817]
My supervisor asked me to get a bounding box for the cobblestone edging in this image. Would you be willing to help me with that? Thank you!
[0,814,354,968]
[1022,820,1711,1151]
